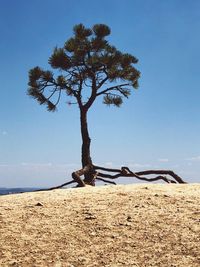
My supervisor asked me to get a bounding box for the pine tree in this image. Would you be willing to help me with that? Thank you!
[28,24,186,187]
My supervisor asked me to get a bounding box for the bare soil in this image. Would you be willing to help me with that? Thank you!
[0,184,200,267]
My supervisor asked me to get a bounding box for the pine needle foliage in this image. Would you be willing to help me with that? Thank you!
[28,23,140,111]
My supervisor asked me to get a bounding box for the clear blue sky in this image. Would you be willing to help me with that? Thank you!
[0,0,199,187]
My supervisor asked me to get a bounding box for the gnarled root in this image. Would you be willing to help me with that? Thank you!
[35,164,186,192]
[93,165,187,184]
[69,164,186,187]
[35,180,76,192]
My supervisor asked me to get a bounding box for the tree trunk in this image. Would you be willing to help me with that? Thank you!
[80,108,94,185]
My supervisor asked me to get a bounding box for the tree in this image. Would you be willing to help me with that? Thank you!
[28,23,186,188]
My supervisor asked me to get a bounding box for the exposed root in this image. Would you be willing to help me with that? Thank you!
[93,165,187,184]
[72,165,90,187]
[96,177,117,185]
[34,164,187,192]
[69,165,186,187]
[35,180,76,192]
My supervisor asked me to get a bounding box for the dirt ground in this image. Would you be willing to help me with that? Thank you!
[0,184,200,267]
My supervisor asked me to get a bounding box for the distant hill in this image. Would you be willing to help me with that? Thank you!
[0,187,40,195]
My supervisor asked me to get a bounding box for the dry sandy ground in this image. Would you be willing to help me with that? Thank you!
[0,184,200,267]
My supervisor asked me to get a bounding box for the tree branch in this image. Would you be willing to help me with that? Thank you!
[84,76,97,110]
[96,83,130,96]
[97,76,109,90]
[54,89,62,106]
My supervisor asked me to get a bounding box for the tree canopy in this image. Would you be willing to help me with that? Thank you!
[28,23,140,112]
